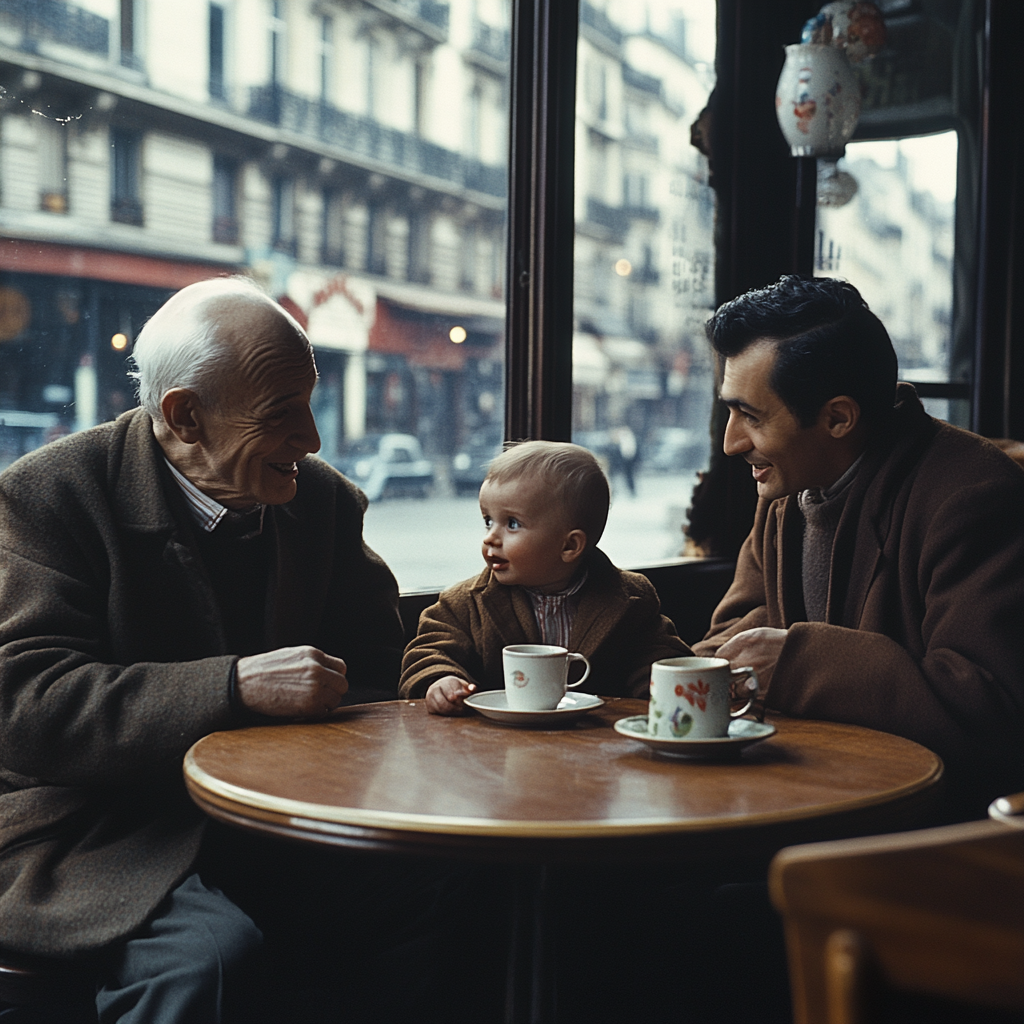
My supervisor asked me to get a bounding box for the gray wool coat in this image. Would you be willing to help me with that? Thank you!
[0,408,403,957]
[400,548,691,699]
[694,386,1024,814]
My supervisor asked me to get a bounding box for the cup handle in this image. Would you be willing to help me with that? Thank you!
[729,666,759,718]
[566,653,591,688]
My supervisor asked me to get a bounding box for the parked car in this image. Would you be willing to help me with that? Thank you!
[450,426,504,496]
[333,433,434,501]
[645,427,707,474]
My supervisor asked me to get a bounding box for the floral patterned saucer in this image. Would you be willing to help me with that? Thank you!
[613,716,776,759]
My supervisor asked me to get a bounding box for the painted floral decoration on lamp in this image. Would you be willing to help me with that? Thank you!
[776,2,885,206]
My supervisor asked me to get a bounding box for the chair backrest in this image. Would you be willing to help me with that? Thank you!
[395,558,738,649]
[769,818,1024,1024]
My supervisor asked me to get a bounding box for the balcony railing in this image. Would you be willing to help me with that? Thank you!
[585,197,628,237]
[248,86,506,199]
[471,21,510,64]
[580,2,623,47]
[623,65,662,97]
[0,0,109,57]
[623,130,659,153]
[364,0,449,40]
[623,203,660,223]
[418,0,449,33]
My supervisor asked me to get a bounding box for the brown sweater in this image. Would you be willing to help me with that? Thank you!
[694,386,1024,815]
[0,409,403,956]
[400,548,691,699]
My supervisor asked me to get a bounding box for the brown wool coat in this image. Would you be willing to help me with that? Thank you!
[694,386,1024,812]
[0,409,404,957]
[400,548,691,699]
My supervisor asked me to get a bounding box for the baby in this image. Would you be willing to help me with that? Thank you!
[399,440,691,714]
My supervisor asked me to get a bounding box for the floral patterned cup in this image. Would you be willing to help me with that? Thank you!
[648,657,759,740]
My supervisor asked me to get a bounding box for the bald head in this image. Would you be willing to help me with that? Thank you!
[131,276,312,424]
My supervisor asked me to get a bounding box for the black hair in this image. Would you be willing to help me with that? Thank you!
[706,276,898,427]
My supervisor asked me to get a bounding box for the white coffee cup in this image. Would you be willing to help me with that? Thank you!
[502,644,591,711]
[648,657,759,740]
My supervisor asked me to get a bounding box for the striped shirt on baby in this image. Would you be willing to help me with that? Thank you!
[525,572,588,648]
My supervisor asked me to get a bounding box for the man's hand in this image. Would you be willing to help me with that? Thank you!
[235,646,348,717]
[425,675,477,716]
[716,627,788,693]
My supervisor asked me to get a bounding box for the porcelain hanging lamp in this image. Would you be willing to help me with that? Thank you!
[775,2,885,206]
[775,42,860,159]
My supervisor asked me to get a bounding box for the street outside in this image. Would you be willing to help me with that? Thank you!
[362,471,701,593]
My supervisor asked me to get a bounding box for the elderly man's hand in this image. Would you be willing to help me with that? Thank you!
[716,627,788,692]
[235,646,349,717]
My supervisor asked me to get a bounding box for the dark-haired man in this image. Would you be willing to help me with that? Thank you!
[694,276,1024,815]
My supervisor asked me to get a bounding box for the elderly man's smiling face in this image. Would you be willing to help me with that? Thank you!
[196,298,321,508]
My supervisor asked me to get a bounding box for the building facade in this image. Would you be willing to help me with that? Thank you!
[0,0,720,479]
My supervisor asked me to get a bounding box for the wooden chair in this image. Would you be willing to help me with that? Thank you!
[769,816,1024,1024]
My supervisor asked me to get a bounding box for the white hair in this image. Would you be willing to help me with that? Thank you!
[130,275,275,421]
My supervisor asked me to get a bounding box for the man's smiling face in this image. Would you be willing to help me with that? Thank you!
[719,340,842,501]
[197,300,321,508]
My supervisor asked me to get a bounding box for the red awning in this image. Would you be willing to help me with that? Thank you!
[0,237,238,289]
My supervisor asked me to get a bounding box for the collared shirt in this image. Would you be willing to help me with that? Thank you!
[525,571,588,648]
[163,458,264,535]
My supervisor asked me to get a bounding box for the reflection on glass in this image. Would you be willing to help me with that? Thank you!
[815,133,958,416]
[0,0,510,591]
[572,0,717,568]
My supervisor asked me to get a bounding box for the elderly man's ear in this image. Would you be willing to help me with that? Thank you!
[819,395,861,439]
[160,388,206,445]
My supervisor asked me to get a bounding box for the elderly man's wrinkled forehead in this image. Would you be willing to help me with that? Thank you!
[202,293,312,366]
[163,281,313,378]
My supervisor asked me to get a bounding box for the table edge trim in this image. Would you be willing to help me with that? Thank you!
[183,749,944,840]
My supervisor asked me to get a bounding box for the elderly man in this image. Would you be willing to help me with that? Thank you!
[0,277,406,1021]
[694,276,1024,816]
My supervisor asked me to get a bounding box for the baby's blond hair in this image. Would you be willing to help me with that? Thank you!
[485,441,610,546]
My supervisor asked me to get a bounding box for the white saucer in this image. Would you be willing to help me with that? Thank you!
[463,690,604,727]
[613,716,776,758]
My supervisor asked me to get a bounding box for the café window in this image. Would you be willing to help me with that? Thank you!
[38,118,68,215]
[271,175,296,255]
[322,189,346,268]
[110,128,143,226]
[120,0,140,70]
[209,2,227,101]
[212,155,238,244]
[318,15,334,103]
[269,0,286,87]
[571,0,717,569]
[816,133,961,423]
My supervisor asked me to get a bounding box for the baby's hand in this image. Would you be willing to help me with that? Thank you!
[425,675,477,715]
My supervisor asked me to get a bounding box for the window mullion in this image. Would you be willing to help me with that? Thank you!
[504,0,579,442]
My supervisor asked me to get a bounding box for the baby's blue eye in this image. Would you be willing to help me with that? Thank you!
[482,515,493,528]
[507,517,521,530]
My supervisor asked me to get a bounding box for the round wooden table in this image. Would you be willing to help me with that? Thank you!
[185,698,942,1023]
[185,697,942,862]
